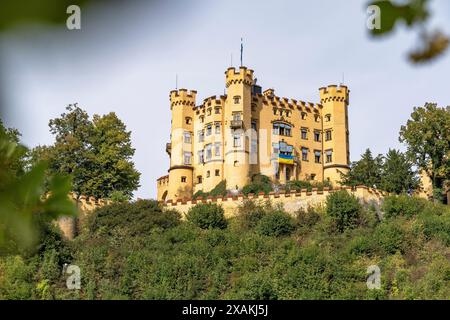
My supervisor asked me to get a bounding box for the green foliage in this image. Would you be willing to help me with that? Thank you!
[30,105,140,199]
[342,149,383,188]
[326,190,361,232]
[373,221,405,255]
[0,121,76,255]
[193,180,227,199]
[186,203,227,229]
[89,200,180,237]
[256,211,295,237]
[285,179,332,192]
[294,206,321,228]
[236,200,268,230]
[382,195,427,218]
[242,174,273,195]
[399,103,450,200]
[380,149,420,193]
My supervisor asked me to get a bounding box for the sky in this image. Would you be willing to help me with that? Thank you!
[1,0,449,199]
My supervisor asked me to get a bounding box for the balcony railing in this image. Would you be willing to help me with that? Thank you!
[230,120,243,129]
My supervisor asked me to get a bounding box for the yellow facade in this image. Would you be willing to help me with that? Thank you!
[157,66,350,202]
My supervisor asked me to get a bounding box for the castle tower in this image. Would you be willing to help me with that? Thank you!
[223,67,254,191]
[167,89,196,201]
[319,85,350,184]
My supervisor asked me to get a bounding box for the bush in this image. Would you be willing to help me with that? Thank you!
[242,174,272,196]
[256,211,295,237]
[294,206,321,228]
[285,179,332,192]
[236,200,269,230]
[382,195,427,219]
[89,200,181,236]
[419,212,450,245]
[326,190,361,232]
[186,203,227,229]
[373,222,405,255]
[193,181,227,200]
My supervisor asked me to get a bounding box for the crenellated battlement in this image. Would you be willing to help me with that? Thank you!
[225,66,254,87]
[319,85,349,104]
[203,95,227,106]
[163,186,386,218]
[262,94,322,112]
[170,88,197,107]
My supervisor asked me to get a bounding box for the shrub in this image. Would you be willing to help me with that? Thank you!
[419,212,450,245]
[382,195,427,219]
[89,200,181,236]
[186,203,227,229]
[236,200,269,230]
[326,190,361,232]
[256,211,295,237]
[193,181,227,200]
[373,222,405,255]
[242,174,272,196]
[294,206,321,228]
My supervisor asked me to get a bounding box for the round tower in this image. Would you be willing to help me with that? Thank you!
[167,89,196,201]
[319,85,350,185]
[223,66,254,192]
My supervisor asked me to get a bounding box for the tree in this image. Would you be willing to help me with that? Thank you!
[326,190,361,232]
[341,149,383,188]
[399,103,450,200]
[31,105,141,199]
[380,149,420,194]
[86,112,140,199]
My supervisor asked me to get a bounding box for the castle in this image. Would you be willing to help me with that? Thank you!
[157,66,350,202]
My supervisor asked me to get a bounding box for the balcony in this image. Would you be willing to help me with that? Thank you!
[230,120,243,129]
[165,142,171,155]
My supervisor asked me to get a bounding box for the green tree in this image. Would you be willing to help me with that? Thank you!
[399,103,450,200]
[186,203,227,229]
[31,105,140,199]
[341,149,383,188]
[380,149,420,194]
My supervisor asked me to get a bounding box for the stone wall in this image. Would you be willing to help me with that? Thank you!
[56,194,111,240]
[164,186,387,218]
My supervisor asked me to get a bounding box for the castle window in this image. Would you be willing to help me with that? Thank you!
[215,169,220,176]
[184,132,191,144]
[273,108,277,115]
[206,124,212,136]
[198,150,204,164]
[251,104,256,112]
[215,122,221,134]
[185,117,192,125]
[314,114,320,122]
[183,152,192,165]
[273,122,291,136]
[198,130,204,142]
[233,95,241,104]
[205,144,212,160]
[206,170,210,178]
[325,130,332,141]
[215,107,221,114]
[314,130,321,142]
[233,134,241,147]
[279,109,283,116]
[200,115,204,123]
[301,148,309,161]
[326,149,333,163]
[314,150,321,163]
[301,112,307,120]
[286,110,291,117]
[197,176,202,183]
[310,174,316,180]
[232,112,242,121]
[301,128,308,140]
[207,108,212,116]
[214,143,221,157]
[325,114,331,122]
[234,160,239,167]
[181,176,187,183]
[272,142,279,156]
[251,120,257,131]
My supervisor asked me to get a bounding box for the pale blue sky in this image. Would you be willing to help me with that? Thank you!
[1,0,449,199]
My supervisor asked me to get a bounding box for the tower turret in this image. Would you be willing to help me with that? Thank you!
[319,85,350,185]
[167,89,196,201]
[223,67,254,191]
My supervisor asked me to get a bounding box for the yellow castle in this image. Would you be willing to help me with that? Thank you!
[157,66,350,202]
